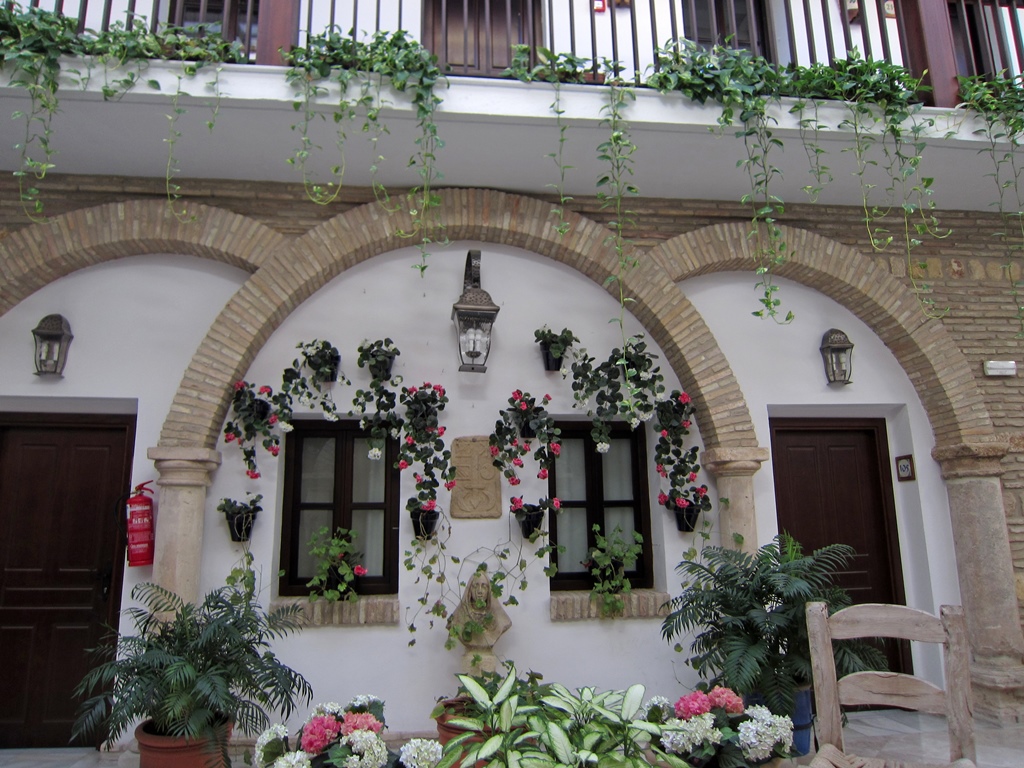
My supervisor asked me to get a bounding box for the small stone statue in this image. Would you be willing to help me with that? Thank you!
[448,568,511,673]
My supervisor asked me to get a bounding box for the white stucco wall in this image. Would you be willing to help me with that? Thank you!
[0,241,959,740]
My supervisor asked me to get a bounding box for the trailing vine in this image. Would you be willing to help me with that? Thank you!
[505,45,589,235]
[959,73,1024,334]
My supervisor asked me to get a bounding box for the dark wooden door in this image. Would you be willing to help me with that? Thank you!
[424,0,543,76]
[770,417,908,671]
[0,414,134,748]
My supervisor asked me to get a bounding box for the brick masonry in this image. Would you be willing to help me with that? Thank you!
[2,173,1024,617]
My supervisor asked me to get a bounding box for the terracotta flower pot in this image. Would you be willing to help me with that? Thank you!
[135,720,230,768]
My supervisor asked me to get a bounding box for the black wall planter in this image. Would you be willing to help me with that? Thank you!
[412,508,439,538]
[226,511,257,542]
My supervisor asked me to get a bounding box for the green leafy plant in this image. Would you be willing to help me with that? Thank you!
[217,492,262,541]
[570,335,665,447]
[357,337,401,382]
[505,45,590,234]
[397,380,456,515]
[306,525,365,602]
[533,325,579,372]
[585,523,644,617]
[661,533,887,717]
[72,556,312,752]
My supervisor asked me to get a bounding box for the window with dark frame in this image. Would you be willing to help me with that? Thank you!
[547,421,653,591]
[278,420,400,597]
[423,0,544,77]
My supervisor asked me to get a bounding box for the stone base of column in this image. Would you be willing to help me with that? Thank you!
[971,658,1024,723]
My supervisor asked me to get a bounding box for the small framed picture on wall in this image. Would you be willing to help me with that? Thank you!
[895,454,915,482]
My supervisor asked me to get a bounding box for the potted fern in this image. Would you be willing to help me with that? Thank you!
[661,533,887,755]
[72,557,312,767]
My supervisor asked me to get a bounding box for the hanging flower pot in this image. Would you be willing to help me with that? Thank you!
[673,506,701,533]
[368,358,394,382]
[412,507,440,539]
[539,342,561,372]
[217,494,262,543]
[317,349,342,384]
[516,505,545,538]
[226,510,257,542]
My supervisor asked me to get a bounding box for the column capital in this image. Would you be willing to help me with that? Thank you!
[702,447,770,477]
[931,440,1009,479]
[147,446,222,486]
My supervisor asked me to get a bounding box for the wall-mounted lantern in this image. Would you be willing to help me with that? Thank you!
[820,328,854,385]
[451,251,500,373]
[32,314,73,377]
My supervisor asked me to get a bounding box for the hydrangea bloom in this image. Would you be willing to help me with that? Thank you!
[738,706,794,762]
[674,690,712,719]
[660,713,722,754]
[255,723,289,768]
[399,738,443,768]
[707,686,745,714]
[300,715,342,755]
[273,752,312,768]
[341,711,382,735]
[343,729,388,768]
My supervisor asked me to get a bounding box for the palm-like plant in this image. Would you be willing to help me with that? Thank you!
[72,563,312,750]
[661,534,886,717]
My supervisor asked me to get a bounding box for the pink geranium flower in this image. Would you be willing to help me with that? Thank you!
[246,469,260,479]
[537,469,548,480]
[551,443,561,456]
[354,565,368,577]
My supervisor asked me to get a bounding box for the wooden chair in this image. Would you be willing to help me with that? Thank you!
[805,602,977,768]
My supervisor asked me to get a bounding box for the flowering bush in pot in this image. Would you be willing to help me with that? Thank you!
[659,687,793,767]
[398,381,456,517]
[281,339,347,421]
[488,389,561,486]
[306,526,366,602]
[653,389,711,531]
[509,495,561,540]
[224,380,294,479]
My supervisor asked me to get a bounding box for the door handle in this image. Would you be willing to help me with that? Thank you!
[97,564,113,602]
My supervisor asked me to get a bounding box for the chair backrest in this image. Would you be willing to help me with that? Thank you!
[805,602,976,763]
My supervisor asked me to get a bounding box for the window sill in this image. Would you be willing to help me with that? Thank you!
[549,590,670,621]
[272,595,401,626]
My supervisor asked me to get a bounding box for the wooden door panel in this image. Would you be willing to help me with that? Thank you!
[0,415,134,748]
[770,418,907,672]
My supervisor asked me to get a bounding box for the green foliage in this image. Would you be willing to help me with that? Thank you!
[306,525,363,602]
[72,558,312,749]
[533,325,579,364]
[280,338,347,420]
[959,72,1024,334]
[662,533,887,717]
[586,524,644,617]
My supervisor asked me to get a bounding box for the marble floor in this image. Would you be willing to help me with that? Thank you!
[1,710,1022,767]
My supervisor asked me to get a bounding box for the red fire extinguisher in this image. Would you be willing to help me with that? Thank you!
[126,481,155,567]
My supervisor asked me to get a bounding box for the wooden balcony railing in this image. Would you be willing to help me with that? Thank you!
[8,0,1024,107]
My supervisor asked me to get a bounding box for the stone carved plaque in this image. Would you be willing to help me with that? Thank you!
[450,436,502,518]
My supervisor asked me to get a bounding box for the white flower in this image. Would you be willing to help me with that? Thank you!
[344,730,388,768]
[596,442,611,453]
[560,367,569,377]
[310,702,344,718]
[392,375,404,385]
[348,694,383,710]
[390,428,400,439]
[629,418,640,429]
[279,421,294,433]
[640,371,652,381]
[367,447,382,460]
[325,410,340,422]
[273,752,312,768]
[638,696,672,722]
[660,714,722,755]
[255,724,289,767]
[641,410,654,421]
[738,706,793,762]
[399,738,443,768]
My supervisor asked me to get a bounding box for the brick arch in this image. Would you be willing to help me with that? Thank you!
[649,221,995,447]
[0,200,283,315]
[159,188,758,452]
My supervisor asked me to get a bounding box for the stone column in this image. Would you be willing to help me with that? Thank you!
[933,441,1024,723]
[146,446,222,604]
[702,447,770,554]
